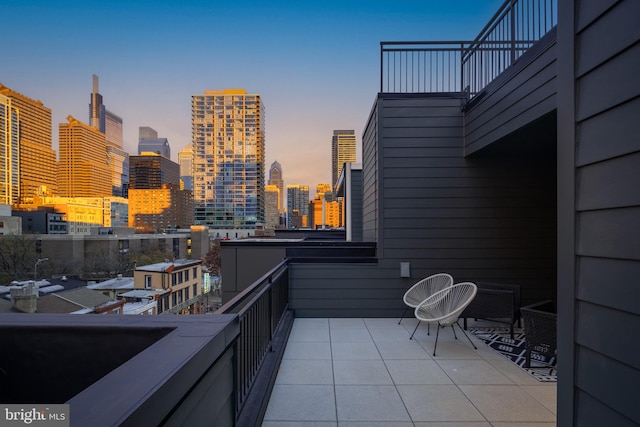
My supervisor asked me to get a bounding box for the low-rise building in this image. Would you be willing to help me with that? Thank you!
[134,259,203,314]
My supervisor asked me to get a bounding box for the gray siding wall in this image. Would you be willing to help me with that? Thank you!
[465,30,557,156]
[350,168,363,242]
[559,0,640,425]
[362,101,379,243]
[360,95,556,306]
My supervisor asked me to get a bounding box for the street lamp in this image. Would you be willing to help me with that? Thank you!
[34,258,48,282]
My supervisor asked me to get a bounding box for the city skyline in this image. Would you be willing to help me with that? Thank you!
[1,0,504,195]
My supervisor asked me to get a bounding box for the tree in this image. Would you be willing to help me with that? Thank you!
[204,239,222,276]
[0,234,39,284]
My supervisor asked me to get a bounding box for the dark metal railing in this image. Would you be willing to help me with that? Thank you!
[380,0,557,97]
[214,259,290,417]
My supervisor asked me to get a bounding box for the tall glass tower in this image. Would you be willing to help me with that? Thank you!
[268,160,284,213]
[191,89,265,229]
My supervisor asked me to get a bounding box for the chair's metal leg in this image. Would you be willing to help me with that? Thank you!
[451,324,458,340]
[410,321,420,340]
[433,324,440,356]
[398,306,409,324]
[455,321,477,350]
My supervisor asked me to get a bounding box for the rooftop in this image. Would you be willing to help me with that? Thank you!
[263,318,556,426]
[135,259,201,272]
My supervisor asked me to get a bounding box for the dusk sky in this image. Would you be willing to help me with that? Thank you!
[2,0,504,195]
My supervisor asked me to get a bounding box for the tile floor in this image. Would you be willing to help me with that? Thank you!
[262,318,556,427]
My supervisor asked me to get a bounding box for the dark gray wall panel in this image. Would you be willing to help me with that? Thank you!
[570,1,640,422]
[576,346,640,424]
[576,0,640,75]
[577,257,640,316]
[575,390,640,427]
[576,301,640,369]
[576,0,618,31]
[577,207,640,260]
[577,151,640,210]
[577,97,640,166]
[577,41,640,120]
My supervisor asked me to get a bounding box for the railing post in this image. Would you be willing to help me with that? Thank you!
[510,0,517,65]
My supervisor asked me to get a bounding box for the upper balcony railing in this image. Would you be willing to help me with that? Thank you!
[380,0,557,97]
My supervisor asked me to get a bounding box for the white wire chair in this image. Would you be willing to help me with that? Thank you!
[398,273,454,331]
[410,282,478,356]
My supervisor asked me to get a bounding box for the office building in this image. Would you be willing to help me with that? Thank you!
[128,153,192,233]
[264,184,280,229]
[0,94,19,205]
[191,89,265,229]
[309,183,340,229]
[286,184,309,228]
[89,75,127,197]
[58,115,112,197]
[178,144,193,190]
[138,138,170,158]
[129,153,180,189]
[138,126,158,142]
[331,130,356,189]
[0,83,57,206]
[268,161,284,213]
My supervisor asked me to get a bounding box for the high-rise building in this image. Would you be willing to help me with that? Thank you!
[89,74,123,148]
[331,130,356,189]
[0,83,57,205]
[89,75,128,197]
[128,152,192,233]
[58,115,112,197]
[309,183,340,229]
[138,138,171,159]
[286,184,309,228]
[264,184,280,229]
[191,89,265,229]
[268,161,284,213]
[129,153,180,189]
[0,94,20,205]
[178,144,194,191]
[138,126,158,142]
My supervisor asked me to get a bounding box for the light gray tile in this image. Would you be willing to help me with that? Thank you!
[294,318,330,328]
[284,341,332,360]
[289,327,331,343]
[330,328,374,343]
[437,359,513,385]
[330,318,366,329]
[263,423,337,427]
[492,423,556,427]
[332,342,382,360]
[416,334,483,360]
[397,385,486,422]
[276,359,334,385]
[521,385,557,415]
[335,385,411,422]
[385,359,452,385]
[375,341,432,360]
[339,422,414,427]
[263,384,336,422]
[413,423,492,427]
[333,360,393,385]
[459,385,556,422]
[364,318,409,328]
[481,356,547,386]
[368,326,414,343]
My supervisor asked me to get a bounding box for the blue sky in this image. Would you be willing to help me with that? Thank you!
[2,0,504,193]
